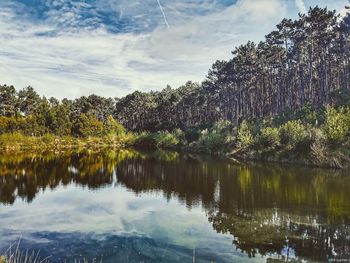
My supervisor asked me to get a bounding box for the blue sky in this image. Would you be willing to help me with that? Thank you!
[0,0,348,99]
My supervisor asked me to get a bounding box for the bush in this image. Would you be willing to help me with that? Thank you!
[155,131,179,148]
[184,128,201,143]
[309,128,328,163]
[105,115,125,136]
[279,120,307,148]
[41,133,55,144]
[172,128,185,144]
[212,119,232,134]
[237,120,253,148]
[205,132,227,152]
[75,113,104,137]
[133,132,157,149]
[258,127,280,148]
[323,106,350,145]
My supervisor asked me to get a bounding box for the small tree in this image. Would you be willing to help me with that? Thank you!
[105,115,125,136]
[155,131,179,148]
[75,113,104,137]
[279,120,307,148]
[237,120,253,148]
[323,106,350,145]
[258,127,280,148]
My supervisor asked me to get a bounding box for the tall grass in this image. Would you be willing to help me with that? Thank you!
[0,242,102,263]
[0,241,50,263]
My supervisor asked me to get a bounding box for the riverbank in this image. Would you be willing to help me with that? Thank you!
[1,129,350,169]
[228,148,350,169]
[0,132,135,152]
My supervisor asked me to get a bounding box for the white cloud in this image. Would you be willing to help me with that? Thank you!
[1,0,344,99]
[295,0,307,13]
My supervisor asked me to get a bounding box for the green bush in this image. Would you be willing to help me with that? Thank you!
[184,128,201,143]
[105,115,125,136]
[237,120,253,148]
[133,132,157,149]
[205,132,227,152]
[155,131,180,148]
[309,127,328,161]
[323,106,350,145]
[258,127,280,148]
[172,128,185,144]
[75,113,104,137]
[279,120,307,148]
[212,119,232,134]
[41,133,55,144]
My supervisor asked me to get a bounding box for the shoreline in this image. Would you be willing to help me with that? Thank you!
[1,132,349,170]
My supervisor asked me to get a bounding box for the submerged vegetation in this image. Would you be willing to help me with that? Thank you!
[1,6,350,168]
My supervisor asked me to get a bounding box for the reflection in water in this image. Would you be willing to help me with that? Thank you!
[0,150,350,262]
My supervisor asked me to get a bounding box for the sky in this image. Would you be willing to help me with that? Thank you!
[0,0,348,99]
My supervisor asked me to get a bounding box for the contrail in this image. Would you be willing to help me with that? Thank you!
[156,0,170,29]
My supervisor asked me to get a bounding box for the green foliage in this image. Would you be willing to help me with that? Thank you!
[0,255,6,263]
[258,127,280,148]
[323,106,350,144]
[41,133,55,144]
[204,132,227,152]
[106,115,125,136]
[330,88,350,106]
[279,120,307,148]
[212,119,232,134]
[194,120,234,153]
[133,132,157,149]
[75,113,104,137]
[273,105,319,126]
[184,128,201,143]
[237,120,253,148]
[155,131,180,148]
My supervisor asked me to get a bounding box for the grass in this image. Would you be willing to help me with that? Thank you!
[0,241,50,263]
[0,241,102,263]
[0,132,135,152]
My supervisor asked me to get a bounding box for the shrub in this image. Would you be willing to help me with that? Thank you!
[279,120,307,148]
[212,119,232,134]
[155,131,179,148]
[258,127,280,148]
[172,128,185,144]
[41,133,55,144]
[105,115,125,136]
[184,128,201,143]
[75,113,104,137]
[323,106,350,145]
[205,132,227,152]
[309,128,328,163]
[237,120,253,148]
[133,132,157,149]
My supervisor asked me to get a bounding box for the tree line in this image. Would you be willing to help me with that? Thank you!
[1,6,350,165]
[1,6,349,135]
[0,85,124,137]
[115,6,350,131]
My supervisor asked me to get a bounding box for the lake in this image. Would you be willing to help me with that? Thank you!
[0,150,349,262]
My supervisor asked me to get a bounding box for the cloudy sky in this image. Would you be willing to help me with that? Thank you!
[0,0,348,99]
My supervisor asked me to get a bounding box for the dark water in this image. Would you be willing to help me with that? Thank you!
[0,150,350,263]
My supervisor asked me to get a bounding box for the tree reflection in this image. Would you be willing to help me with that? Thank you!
[0,149,139,204]
[1,150,350,261]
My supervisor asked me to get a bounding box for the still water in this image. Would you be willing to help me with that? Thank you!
[0,150,349,262]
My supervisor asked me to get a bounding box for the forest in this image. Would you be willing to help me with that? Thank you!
[1,6,350,167]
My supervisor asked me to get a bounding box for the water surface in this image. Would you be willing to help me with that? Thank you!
[0,150,349,262]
